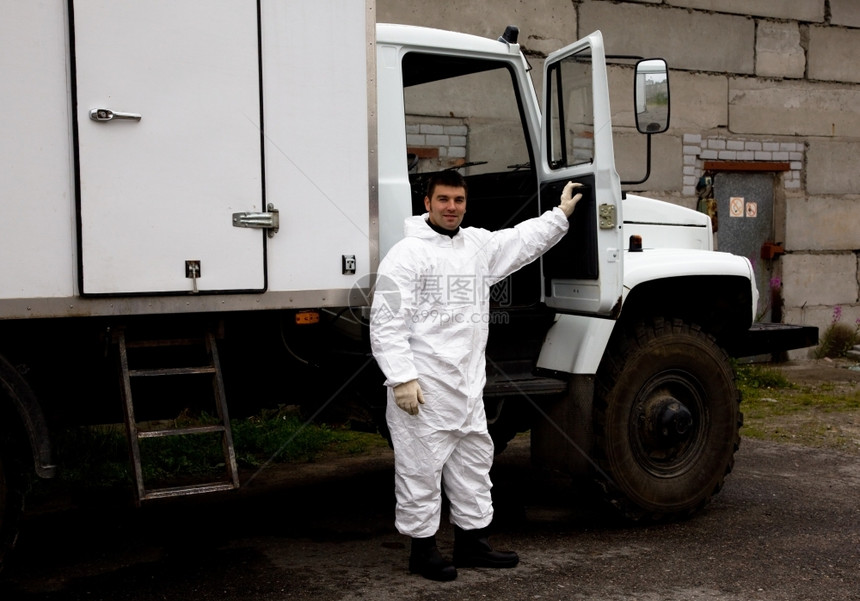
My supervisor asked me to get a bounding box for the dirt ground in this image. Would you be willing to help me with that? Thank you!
[4,431,860,601]
[756,357,860,453]
[772,357,860,388]
[2,358,860,600]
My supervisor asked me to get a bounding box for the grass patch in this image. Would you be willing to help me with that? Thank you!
[735,363,793,391]
[36,406,388,494]
[232,405,387,467]
[736,363,860,453]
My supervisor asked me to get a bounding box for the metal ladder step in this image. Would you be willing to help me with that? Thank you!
[137,424,227,439]
[128,366,218,377]
[140,481,238,502]
[117,328,239,505]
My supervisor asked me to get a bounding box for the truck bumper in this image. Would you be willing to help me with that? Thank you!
[723,323,819,358]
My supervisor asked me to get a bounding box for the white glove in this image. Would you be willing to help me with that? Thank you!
[558,181,584,217]
[393,379,425,415]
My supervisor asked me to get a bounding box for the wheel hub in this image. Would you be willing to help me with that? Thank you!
[644,394,694,449]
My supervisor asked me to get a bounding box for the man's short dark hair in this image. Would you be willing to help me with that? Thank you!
[426,170,468,200]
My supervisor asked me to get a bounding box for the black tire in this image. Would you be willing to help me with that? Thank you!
[594,318,742,520]
[487,399,535,455]
[0,434,26,573]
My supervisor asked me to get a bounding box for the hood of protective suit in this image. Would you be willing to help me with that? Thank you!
[405,214,457,240]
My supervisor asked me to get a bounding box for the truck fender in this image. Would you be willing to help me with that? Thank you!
[536,313,615,375]
[0,355,55,479]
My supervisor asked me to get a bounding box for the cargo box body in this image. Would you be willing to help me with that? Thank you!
[0,0,377,319]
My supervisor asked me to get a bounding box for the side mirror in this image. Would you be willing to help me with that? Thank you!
[634,59,670,134]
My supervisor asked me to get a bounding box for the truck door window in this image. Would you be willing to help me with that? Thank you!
[403,52,532,185]
[401,53,532,181]
[546,50,594,169]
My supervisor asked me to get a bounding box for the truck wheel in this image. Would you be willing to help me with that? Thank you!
[593,318,741,520]
[487,399,534,455]
[0,436,25,572]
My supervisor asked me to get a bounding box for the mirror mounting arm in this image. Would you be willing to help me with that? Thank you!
[621,133,652,186]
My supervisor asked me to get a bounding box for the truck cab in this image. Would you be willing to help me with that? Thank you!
[377,24,623,315]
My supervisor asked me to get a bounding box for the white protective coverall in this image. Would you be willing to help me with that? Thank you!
[370,208,569,538]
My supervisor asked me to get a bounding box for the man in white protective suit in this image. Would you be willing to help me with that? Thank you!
[370,170,582,581]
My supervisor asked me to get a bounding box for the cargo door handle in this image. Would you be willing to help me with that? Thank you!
[232,203,279,238]
[89,108,142,122]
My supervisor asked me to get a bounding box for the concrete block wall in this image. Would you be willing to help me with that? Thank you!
[377,0,860,357]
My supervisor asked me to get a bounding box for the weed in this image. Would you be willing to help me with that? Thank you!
[734,362,793,392]
[814,306,860,359]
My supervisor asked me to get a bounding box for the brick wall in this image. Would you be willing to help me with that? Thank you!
[405,118,469,172]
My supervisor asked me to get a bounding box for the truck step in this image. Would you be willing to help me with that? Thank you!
[484,375,568,397]
[484,360,568,397]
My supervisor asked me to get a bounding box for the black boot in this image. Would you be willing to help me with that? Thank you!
[453,526,519,568]
[409,536,457,581]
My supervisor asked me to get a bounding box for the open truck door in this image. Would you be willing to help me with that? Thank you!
[538,32,624,317]
[71,1,266,295]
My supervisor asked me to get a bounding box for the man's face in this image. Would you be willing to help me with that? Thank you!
[424,184,466,231]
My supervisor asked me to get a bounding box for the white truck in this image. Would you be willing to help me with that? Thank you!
[0,0,816,567]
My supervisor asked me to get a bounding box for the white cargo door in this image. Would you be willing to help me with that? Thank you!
[72,1,265,295]
[539,31,624,316]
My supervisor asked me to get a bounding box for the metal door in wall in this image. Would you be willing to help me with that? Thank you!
[714,172,775,321]
[72,0,265,295]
